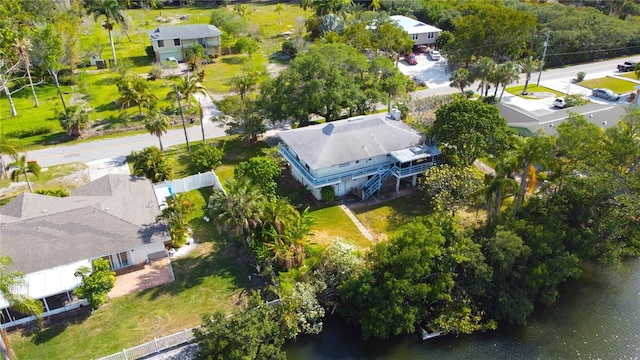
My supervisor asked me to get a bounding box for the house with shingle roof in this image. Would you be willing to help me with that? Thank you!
[277,114,442,200]
[390,15,442,46]
[147,24,222,62]
[0,175,169,329]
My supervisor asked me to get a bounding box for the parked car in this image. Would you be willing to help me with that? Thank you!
[404,53,418,65]
[617,61,637,72]
[553,98,566,108]
[429,50,441,61]
[592,88,620,101]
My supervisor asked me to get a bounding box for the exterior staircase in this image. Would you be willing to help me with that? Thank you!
[359,166,395,200]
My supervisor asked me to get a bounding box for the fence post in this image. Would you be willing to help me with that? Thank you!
[154,337,159,353]
[123,349,128,360]
[184,328,190,342]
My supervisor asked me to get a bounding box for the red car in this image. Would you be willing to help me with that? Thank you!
[404,53,418,65]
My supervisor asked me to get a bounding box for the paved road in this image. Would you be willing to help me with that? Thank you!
[6,55,639,168]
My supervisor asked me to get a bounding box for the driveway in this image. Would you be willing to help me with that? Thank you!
[397,51,451,89]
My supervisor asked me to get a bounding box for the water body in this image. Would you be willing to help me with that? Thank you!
[286,258,640,359]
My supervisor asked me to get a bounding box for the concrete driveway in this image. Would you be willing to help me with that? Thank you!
[397,51,451,89]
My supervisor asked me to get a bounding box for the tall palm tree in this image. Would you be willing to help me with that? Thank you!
[59,104,91,138]
[262,197,298,235]
[513,133,554,216]
[473,57,497,97]
[265,207,315,271]
[168,74,207,109]
[274,3,284,25]
[230,72,259,100]
[13,38,39,107]
[119,76,157,117]
[519,56,540,95]
[156,193,192,247]
[449,68,471,94]
[300,0,312,18]
[0,137,23,180]
[496,62,521,100]
[208,178,265,247]
[8,155,41,193]
[85,0,126,65]
[144,112,170,151]
[0,256,43,360]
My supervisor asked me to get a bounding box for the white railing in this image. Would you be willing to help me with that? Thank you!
[96,327,197,360]
[154,171,223,195]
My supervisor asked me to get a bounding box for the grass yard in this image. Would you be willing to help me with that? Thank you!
[619,72,640,81]
[0,162,89,201]
[309,206,372,249]
[506,84,565,98]
[578,76,638,93]
[352,195,427,240]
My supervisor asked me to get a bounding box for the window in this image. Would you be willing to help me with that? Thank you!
[158,40,164,48]
[174,38,180,46]
[428,32,434,39]
[411,34,418,41]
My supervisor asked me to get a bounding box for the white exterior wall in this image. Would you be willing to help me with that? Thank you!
[129,242,167,265]
[413,32,438,45]
[153,38,184,61]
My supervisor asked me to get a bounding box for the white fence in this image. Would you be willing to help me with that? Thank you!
[153,171,224,205]
[96,327,197,360]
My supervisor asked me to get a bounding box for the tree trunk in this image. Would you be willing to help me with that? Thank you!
[514,160,529,216]
[109,29,117,65]
[522,74,531,94]
[49,69,67,111]
[138,104,143,116]
[158,135,163,151]
[494,187,502,218]
[25,64,39,107]
[24,170,34,193]
[499,85,507,101]
[3,84,17,117]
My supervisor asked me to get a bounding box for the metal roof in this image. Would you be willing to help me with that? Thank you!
[147,24,222,41]
[277,114,424,170]
[390,15,442,35]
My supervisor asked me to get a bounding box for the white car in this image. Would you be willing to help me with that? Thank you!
[429,50,441,61]
[553,98,566,108]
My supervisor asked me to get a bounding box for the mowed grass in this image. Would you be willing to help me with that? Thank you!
[506,84,565,98]
[353,195,427,240]
[619,72,640,81]
[8,189,252,360]
[309,206,372,249]
[578,76,638,93]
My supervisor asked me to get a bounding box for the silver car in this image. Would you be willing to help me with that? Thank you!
[592,88,620,101]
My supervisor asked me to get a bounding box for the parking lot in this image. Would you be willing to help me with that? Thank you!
[396,50,451,89]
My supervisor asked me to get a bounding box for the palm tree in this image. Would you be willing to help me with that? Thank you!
[262,197,298,235]
[86,0,126,65]
[513,133,554,216]
[8,155,41,193]
[184,43,206,72]
[449,68,471,94]
[274,3,284,25]
[156,193,192,247]
[59,104,91,138]
[635,62,640,80]
[119,75,156,117]
[208,178,265,247]
[265,207,315,271]
[144,112,170,151]
[13,38,39,107]
[519,56,539,95]
[496,62,521,100]
[230,72,259,100]
[473,57,497,97]
[168,74,207,109]
[0,256,43,359]
[0,137,23,180]
[300,0,312,18]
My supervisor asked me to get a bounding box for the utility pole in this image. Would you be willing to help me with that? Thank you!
[536,31,550,86]
[174,82,190,151]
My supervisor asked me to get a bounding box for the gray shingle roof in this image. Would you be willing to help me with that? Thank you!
[0,175,168,273]
[277,114,424,170]
[147,24,222,41]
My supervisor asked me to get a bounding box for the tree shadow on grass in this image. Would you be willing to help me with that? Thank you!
[125,55,153,67]
[219,56,246,66]
[27,306,91,345]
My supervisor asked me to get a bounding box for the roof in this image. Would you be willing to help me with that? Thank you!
[390,144,441,163]
[277,114,424,170]
[390,15,442,35]
[0,175,168,274]
[147,24,222,41]
[498,102,628,136]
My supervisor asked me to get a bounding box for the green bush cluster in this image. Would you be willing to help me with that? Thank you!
[5,126,54,139]
[34,188,70,197]
[321,186,336,202]
[191,143,224,172]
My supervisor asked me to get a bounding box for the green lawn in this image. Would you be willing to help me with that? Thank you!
[352,196,427,239]
[578,76,638,93]
[309,206,372,249]
[619,72,640,81]
[506,84,565,98]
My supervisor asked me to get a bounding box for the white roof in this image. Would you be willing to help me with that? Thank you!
[0,260,89,308]
[390,15,442,35]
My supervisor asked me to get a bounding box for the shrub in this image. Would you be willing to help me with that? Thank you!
[321,186,336,202]
[5,126,53,139]
[191,143,224,172]
[74,258,116,309]
[35,188,70,197]
[576,71,586,82]
[565,93,589,107]
[127,146,173,182]
[464,90,475,98]
[148,63,164,81]
[282,40,299,59]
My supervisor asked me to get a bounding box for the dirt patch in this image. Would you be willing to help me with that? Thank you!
[267,63,287,77]
[0,163,89,200]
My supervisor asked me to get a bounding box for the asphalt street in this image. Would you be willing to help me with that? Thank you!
[5,55,639,168]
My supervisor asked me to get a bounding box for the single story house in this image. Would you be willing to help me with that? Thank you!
[277,114,442,200]
[0,175,170,329]
[498,102,629,136]
[147,24,222,62]
[390,15,442,46]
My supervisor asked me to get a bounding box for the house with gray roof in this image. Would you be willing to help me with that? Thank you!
[0,175,169,329]
[147,24,222,62]
[498,102,629,136]
[277,114,442,200]
[390,15,441,46]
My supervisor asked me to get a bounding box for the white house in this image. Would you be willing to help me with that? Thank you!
[390,15,442,46]
[0,175,170,329]
[147,24,222,62]
[277,114,442,200]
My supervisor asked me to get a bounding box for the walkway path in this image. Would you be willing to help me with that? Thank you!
[338,204,374,241]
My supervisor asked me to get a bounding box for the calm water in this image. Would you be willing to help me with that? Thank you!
[286,258,640,359]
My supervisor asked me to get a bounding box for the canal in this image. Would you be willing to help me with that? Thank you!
[286,258,640,359]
